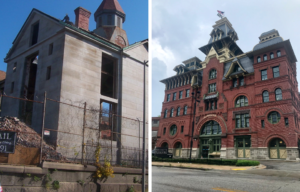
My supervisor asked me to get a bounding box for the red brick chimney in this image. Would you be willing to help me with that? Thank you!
[74,7,91,31]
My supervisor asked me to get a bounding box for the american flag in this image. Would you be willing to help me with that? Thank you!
[217,10,224,15]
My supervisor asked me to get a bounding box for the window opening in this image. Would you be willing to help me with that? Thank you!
[284,118,289,126]
[101,55,116,98]
[48,43,53,55]
[263,91,269,102]
[257,56,261,63]
[11,82,14,93]
[186,89,190,97]
[270,52,274,59]
[100,101,116,140]
[173,92,176,101]
[263,54,267,61]
[261,69,267,80]
[181,126,184,133]
[31,22,39,46]
[170,108,174,117]
[239,76,244,86]
[235,114,250,128]
[183,106,187,115]
[233,78,237,87]
[170,125,177,135]
[164,109,168,118]
[209,69,217,79]
[235,96,248,107]
[176,107,180,116]
[167,94,170,102]
[273,66,279,78]
[261,120,265,128]
[208,83,216,93]
[277,50,281,57]
[268,111,281,124]
[163,128,166,135]
[275,88,282,100]
[179,91,183,99]
[201,121,222,135]
[46,66,51,80]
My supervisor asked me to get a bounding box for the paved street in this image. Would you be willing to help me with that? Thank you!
[152,161,300,192]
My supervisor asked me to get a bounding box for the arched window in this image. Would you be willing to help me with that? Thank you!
[170,108,174,117]
[275,88,282,100]
[270,52,274,59]
[277,50,281,57]
[209,69,217,79]
[257,56,261,63]
[268,111,281,124]
[201,121,222,135]
[263,54,267,61]
[235,96,249,107]
[176,107,180,116]
[170,124,177,135]
[263,91,269,102]
[183,106,187,115]
[161,142,168,148]
[164,109,168,118]
[175,142,182,149]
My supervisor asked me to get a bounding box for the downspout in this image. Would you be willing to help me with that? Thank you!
[117,49,123,165]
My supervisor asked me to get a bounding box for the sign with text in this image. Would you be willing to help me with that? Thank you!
[0,131,16,153]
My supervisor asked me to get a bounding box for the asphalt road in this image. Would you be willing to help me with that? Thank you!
[152,161,300,192]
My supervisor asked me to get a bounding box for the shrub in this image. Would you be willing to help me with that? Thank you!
[236,160,260,166]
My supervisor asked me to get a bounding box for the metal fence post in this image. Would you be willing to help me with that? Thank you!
[39,91,47,165]
[82,102,87,164]
[111,114,114,163]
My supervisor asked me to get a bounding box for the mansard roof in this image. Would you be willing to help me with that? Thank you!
[253,37,284,51]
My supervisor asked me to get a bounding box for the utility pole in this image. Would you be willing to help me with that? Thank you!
[142,60,148,192]
[189,88,200,162]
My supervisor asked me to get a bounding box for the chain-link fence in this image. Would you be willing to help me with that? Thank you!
[0,94,148,168]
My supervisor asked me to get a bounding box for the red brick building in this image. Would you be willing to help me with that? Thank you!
[155,17,300,160]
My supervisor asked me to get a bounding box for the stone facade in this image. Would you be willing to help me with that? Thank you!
[3,0,148,163]
[156,17,300,160]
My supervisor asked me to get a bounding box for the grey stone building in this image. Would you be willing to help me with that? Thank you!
[2,0,148,162]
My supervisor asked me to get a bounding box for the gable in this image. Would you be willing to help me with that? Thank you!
[6,9,64,60]
[124,41,148,62]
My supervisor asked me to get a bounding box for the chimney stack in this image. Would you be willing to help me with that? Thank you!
[74,7,91,31]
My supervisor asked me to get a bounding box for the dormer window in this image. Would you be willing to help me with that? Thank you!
[233,65,241,72]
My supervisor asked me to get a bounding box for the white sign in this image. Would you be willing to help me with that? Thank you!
[44,130,50,136]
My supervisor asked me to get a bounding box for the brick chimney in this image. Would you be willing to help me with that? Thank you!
[74,7,91,31]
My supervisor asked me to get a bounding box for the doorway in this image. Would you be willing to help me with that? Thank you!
[236,136,251,158]
[269,138,287,159]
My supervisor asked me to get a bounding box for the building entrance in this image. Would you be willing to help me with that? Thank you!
[269,138,286,159]
[235,136,251,158]
[202,146,209,158]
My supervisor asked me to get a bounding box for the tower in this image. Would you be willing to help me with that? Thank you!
[93,0,129,48]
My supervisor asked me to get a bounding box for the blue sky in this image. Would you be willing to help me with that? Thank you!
[0,0,148,72]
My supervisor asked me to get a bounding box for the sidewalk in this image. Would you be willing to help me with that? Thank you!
[152,162,266,171]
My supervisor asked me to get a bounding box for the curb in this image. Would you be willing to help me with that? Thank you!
[152,165,210,171]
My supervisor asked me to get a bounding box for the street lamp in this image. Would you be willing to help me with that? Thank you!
[189,89,201,162]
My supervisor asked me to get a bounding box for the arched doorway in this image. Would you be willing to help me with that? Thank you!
[161,142,168,149]
[174,142,182,157]
[199,120,222,158]
[269,138,286,159]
